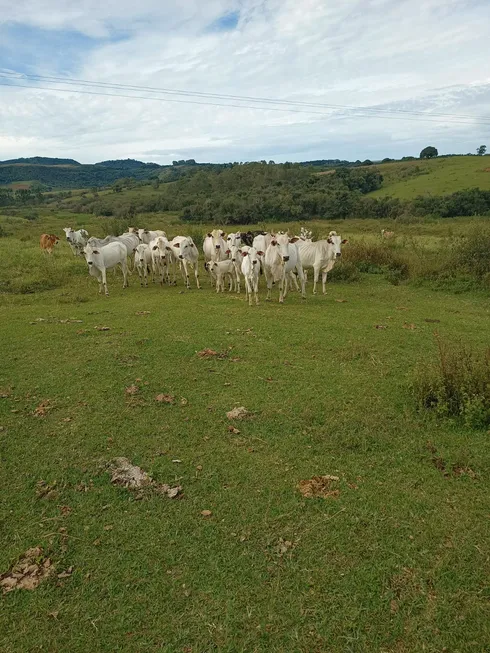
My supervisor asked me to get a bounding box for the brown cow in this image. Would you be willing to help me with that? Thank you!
[381,229,395,239]
[40,233,60,254]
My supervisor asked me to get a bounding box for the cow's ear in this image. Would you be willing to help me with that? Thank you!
[225,249,231,255]
[257,250,264,256]
[271,241,277,246]
[152,245,158,250]
[166,246,172,251]
[207,232,212,238]
[174,242,180,248]
[342,239,348,244]
[290,237,299,243]
[327,238,333,244]
[93,249,99,254]
[241,251,248,257]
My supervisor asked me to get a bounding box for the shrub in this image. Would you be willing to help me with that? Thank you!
[344,240,409,276]
[412,335,490,428]
[327,261,361,283]
[24,210,39,221]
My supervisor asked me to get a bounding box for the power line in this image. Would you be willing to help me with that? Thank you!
[1,70,489,123]
[1,79,490,127]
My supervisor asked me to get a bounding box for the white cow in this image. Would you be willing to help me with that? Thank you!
[225,243,243,293]
[297,231,348,295]
[203,229,227,263]
[211,259,237,293]
[87,233,139,258]
[134,243,153,287]
[149,236,171,285]
[241,246,263,306]
[226,232,242,251]
[63,227,88,256]
[167,236,200,289]
[84,242,128,296]
[264,233,305,303]
[137,229,167,245]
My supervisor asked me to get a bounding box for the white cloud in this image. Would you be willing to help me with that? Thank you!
[0,0,489,163]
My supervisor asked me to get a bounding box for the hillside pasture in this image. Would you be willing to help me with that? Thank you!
[369,156,490,199]
[0,214,489,652]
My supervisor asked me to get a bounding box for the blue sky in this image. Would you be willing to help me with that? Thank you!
[0,0,489,163]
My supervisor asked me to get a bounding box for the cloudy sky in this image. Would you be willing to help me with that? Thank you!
[1,0,489,164]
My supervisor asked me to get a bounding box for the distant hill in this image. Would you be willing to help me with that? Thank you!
[95,158,160,169]
[0,156,81,166]
[0,159,162,189]
[367,155,490,199]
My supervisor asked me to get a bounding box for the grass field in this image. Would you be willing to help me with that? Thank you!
[1,213,489,652]
[369,156,490,199]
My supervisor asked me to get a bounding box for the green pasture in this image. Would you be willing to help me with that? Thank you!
[369,156,490,200]
[0,214,489,652]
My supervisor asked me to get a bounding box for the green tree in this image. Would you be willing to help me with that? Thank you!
[420,146,438,159]
[477,145,487,156]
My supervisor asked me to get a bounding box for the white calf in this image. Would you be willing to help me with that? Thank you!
[211,259,237,293]
[63,227,88,256]
[149,236,171,285]
[241,246,263,306]
[168,236,200,289]
[84,242,128,296]
[264,233,305,303]
[134,243,152,287]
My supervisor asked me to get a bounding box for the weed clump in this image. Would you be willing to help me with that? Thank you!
[412,334,490,428]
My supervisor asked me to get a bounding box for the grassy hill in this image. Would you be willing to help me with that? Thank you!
[369,156,490,199]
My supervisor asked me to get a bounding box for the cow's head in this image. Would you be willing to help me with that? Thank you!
[327,231,348,258]
[84,245,98,266]
[272,233,297,263]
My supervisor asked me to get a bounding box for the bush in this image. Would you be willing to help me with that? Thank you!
[24,210,39,221]
[412,335,490,428]
[344,240,408,276]
[327,261,361,283]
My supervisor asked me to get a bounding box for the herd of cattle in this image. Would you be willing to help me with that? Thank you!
[39,226,349,304]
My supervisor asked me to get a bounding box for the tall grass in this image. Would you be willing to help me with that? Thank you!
[412,334,490,428]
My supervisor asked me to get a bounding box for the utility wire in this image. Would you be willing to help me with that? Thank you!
[1,79,489,127]
[1,70,488,122]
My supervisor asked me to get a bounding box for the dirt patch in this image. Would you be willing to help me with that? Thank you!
[197,349,218,358]
[155,393,175,404]
[33,400,53,417]
[226,406,251,420]
[297,475,340,498]
[108,457,182,499]
[0,547,55,594]
[426,443,477,479]
[426,441,449,477]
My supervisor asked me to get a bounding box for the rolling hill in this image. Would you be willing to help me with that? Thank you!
[368,156,490,199]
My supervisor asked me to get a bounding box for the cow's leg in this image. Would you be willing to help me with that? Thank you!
[313,265,320,295]
[216,273,221,293]
[290,271,300,291]
[181,260,191,289]
[297,265,306,299]
[194,262,200,289]
[121,259,128,288]
[253,275,259,306]
[245,276,253,306]
[321,268,328,294]
[101,268,109,296]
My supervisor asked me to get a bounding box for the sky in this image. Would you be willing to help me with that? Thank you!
[0,0,490,164]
